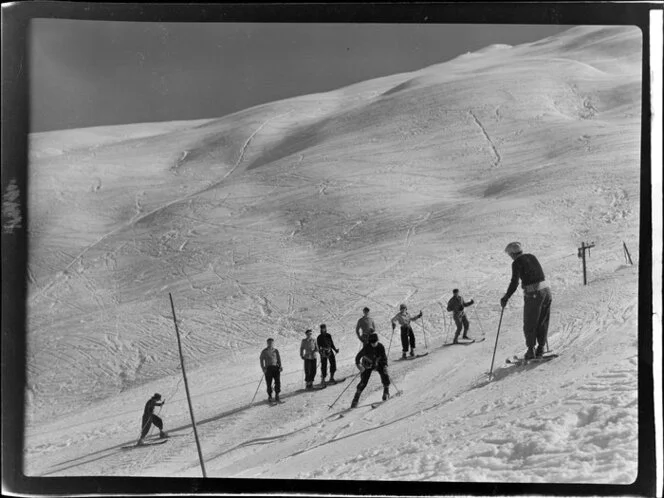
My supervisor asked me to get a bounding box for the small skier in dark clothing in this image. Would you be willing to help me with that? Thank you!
[501,242,552,360]
[260,338,283,402]
[138,393,168,445]
[446,289,475,343]
[351,333,391,408]
[316,324,340,387]
[391,304,423,359]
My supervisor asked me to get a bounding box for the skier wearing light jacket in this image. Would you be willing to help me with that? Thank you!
[351,333,390,408]
[300,329,319,389]
[500,242,552,360]
[355,307,376,345]
[260,338,283,402]
[391,304,423,359]
[446,289,474,343]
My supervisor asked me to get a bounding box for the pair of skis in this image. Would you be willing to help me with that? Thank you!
[505,353,558,367]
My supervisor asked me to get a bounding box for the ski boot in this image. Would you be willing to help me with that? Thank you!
[402,352,407,360]
[410,348,415,357]
[275,393,280,402]
[136,438,145,446]
[535,345,545,358]
[268,394,273,402]
[462,334,469,340]
[159,431,169,439]
[382,387,390,401]
[329,376,336,384]
[321,379,327,388]
[453,335,459,344]
[524,347,536,360]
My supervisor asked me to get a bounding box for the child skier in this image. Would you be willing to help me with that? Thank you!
[350,333,390,408]
[446,288,475,343]
[260,338,283,402]
[138,393,168,445]
[391,304,423,359]
[300,329,319,389]
[316,324,340,387]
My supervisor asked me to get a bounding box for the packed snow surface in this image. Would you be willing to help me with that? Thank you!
[25,26,641,483]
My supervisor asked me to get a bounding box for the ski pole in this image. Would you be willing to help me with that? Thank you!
[421,314,428,350]
[390,378,402,396]
[250,374,264,404]
[328,371,360,409]
[386,327,396,358]
[488,307,505,380]
[472,305,486,338]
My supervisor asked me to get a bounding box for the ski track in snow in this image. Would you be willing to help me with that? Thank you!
[469,110,501,168]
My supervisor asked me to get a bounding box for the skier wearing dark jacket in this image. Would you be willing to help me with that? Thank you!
[316,324,340,386]
[501,242,552,360]
[260,338,283,402]
[446,289,475,343]
[350,333,390,408]
[138,393,168,444]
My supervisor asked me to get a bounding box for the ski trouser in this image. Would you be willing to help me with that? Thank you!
[400,325,416,352]
[356,365,390,393]
[523,286,552,349]
[265,365,281,395]
[140,414,163,439]
[320,354,336,379]
[453,313,470,339]
[303,358,317,383]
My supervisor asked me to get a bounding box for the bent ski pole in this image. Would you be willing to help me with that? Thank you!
[488,307,505,380]
[329,371,360,409]
[251,374,264,404]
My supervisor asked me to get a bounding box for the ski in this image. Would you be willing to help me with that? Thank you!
[442,339,475,347]
[397,352,429,361]
[122,439,168,450]
[506,353,558,366]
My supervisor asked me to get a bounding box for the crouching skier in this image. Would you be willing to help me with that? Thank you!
[350,333,390,408]
[138,393,168,445]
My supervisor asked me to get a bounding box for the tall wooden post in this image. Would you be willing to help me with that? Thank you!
[578,241,595,285]
[169,293,207,478]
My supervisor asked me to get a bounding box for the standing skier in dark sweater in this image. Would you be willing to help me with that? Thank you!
[501,242,552,360]
[351,333,390,408]
[138,393,168,445]
[260,338,283,402]
[446,288,475,343]
[317,324,340,387]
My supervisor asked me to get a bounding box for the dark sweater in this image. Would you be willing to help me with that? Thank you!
[355,343,388,369]
[505,253,546,299]
[317,332,337,351]
[143,398,164,418]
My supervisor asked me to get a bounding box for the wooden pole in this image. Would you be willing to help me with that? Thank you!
[169,293,207,478]
[488,307,505,380]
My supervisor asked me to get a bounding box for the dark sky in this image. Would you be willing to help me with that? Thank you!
[29,21,570,132]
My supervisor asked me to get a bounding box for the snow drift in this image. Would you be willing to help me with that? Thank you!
[25,25,642,483]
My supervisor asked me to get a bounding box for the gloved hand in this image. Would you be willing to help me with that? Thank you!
[500,296,508,308]
[335,348,339,354]
[301,356,304,360]
[357,363,365,373]
[469,299,474,305]
[419,310,423,318]
[279,367,283,372]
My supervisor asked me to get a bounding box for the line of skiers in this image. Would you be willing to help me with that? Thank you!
[138,241,551,434]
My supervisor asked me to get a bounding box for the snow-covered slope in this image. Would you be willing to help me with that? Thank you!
[25,25,642,483]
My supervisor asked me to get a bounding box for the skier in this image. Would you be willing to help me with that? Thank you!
[391,304,423,359]
[446,288,475,343]
[351,333,390,408]
[137,393,168,445]
[355,307,376,344]
[300,329,319,389]
[260,337,283,402]
[316,324,340,387]
[500,242,552,360]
